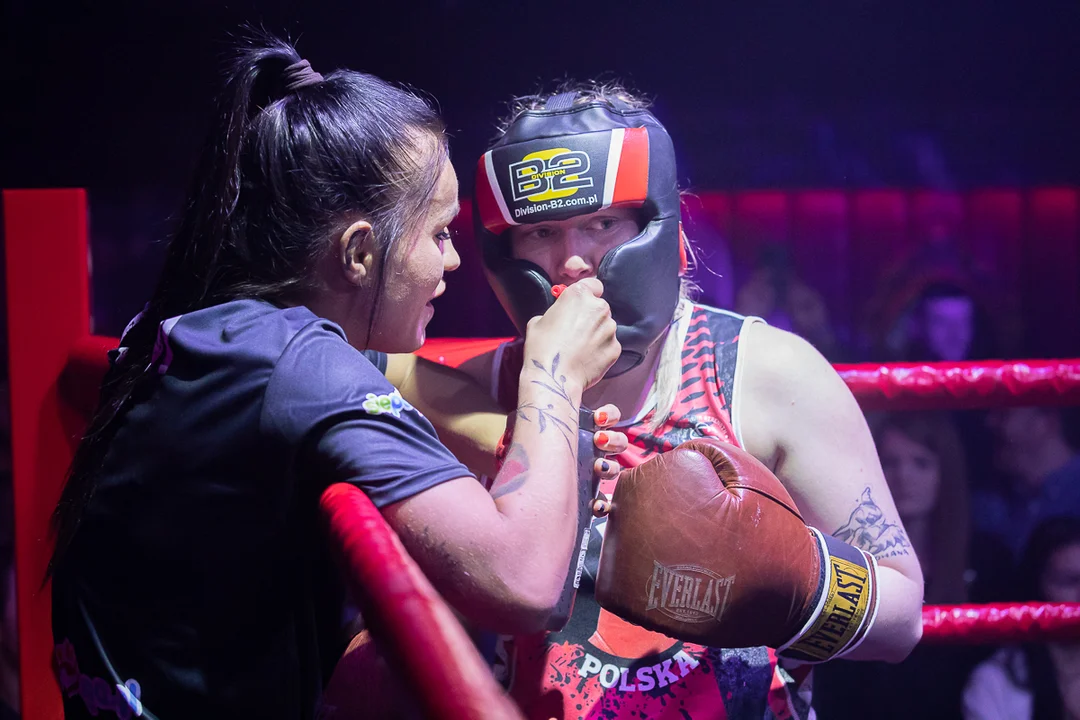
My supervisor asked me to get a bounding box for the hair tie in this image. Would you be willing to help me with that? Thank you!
[283,59,324,92]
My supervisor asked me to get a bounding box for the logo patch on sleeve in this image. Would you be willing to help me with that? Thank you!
[362,389,415,418]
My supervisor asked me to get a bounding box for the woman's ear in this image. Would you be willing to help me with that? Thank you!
[338,220,376,286]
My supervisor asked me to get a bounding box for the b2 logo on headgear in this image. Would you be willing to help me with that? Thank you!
[509,148,594,203]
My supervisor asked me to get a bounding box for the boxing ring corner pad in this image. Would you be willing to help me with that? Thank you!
[4,188,91,720]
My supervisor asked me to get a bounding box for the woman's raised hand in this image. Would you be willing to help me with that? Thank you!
[523,278,620,393]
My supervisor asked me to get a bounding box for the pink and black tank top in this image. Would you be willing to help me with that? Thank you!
[486,303,814,720]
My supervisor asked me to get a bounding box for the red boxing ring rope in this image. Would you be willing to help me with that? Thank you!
[417,340,1080,412]
[4,189,1080,719]
[834,359,1080,411]
[920,603,1080,645]
[319,484,524,719]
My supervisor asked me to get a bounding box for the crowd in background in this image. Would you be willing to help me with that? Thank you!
[723,226,1080,719]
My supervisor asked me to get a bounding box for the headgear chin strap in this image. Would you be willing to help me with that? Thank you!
[474,97,682,377]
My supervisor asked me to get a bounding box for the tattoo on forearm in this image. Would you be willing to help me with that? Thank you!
[516,402,574,451]
[516,353,577,452]
[530,353,576,408]
[834,488,912,559]
[489,444,531,500]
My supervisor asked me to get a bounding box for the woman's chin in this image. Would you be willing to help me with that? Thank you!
[395,333,427,354]
[370,307,433,354]
[411,329,427,352]
[366,330,425,356]
[415,304,435,347]
[399,328,430,355]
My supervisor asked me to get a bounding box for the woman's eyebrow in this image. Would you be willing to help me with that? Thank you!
[436,200,460,227]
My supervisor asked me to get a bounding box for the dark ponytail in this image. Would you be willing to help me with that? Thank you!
[49,32,447,576]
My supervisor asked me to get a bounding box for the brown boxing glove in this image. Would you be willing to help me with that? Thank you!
[594,438,880,663]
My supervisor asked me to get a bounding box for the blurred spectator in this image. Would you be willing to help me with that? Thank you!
[963,517,1080,720]
[814,412,974,719]
[908,283,975,361]
[973,408,1080,559]
[735,245,846,360]
[862,197,1005,363]
[876,412,970,604]
[896,282,997,364]
[877,280,1002,509]
[860,208,1013,497]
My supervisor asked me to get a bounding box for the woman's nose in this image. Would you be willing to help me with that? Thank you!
[557,233,597,282]
[443,236,461,273]
[560,254,594,282]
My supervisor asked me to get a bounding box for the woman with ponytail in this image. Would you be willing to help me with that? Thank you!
[50,34,621,719]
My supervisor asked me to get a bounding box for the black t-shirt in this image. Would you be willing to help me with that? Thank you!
[52,299,472,719]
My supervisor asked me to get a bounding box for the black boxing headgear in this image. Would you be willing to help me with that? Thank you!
[474,94,684,377]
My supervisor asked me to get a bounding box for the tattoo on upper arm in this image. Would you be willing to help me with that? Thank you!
[833,488,912,559]
[489,444,531,499]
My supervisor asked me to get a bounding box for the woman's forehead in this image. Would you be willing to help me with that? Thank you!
[516,206,640,231]
[431,160,460,221]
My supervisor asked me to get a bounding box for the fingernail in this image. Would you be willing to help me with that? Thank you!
[600,459,611,472]
[596,410,609,425]
[596,432,610,447]
[551,284,567,298]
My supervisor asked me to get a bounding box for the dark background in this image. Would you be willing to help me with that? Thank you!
[5,1,1080,191]
[3,1,1079,339]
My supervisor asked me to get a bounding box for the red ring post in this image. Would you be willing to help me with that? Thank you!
[4,189,91,720]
